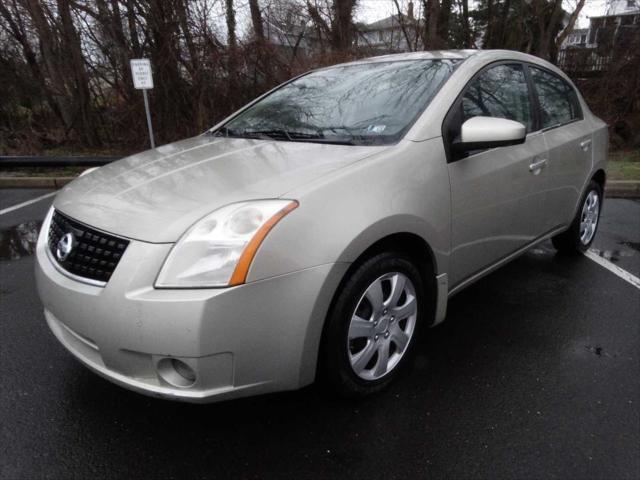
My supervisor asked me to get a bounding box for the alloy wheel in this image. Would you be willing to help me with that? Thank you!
[580,190,600,245]
[347,272,418,381]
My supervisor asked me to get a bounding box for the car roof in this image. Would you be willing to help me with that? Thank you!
[329,49,548,68]
[328,50,476,68]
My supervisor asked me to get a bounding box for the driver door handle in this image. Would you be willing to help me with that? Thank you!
[580,139,592,151]
[529,158,548,173]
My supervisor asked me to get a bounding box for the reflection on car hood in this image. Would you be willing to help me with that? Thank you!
[54,135,384,242]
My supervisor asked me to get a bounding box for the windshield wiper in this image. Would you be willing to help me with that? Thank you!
[241,129,295,141]
[253,130,357,145]
[293,138,356,145]
[213,127,356,145]
[211,126,244,138]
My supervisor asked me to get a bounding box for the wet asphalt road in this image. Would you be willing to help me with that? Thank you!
[1,189,639,479]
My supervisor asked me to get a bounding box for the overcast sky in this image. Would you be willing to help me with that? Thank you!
[354,0,610,28]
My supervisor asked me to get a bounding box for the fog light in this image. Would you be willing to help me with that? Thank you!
[157,358,197,388]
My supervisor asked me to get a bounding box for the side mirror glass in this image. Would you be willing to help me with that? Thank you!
[453,116,526,152]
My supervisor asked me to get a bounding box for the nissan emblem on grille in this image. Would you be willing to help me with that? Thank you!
[56,232,76,262]
[48,210,130,284]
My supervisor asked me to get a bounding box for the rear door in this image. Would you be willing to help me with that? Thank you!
[528,66,592,231]
[445,63,549,287]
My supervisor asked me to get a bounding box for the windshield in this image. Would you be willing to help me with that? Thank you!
[215,59,460,146]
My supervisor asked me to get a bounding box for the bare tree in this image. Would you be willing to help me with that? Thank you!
[0,0,637,154]
[555,0,587,51]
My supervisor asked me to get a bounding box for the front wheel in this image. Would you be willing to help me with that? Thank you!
[552,180,602,254]
[321,252,425,397]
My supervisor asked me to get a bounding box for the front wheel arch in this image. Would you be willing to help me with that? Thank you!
[314,233,439,384]
[592,169,606,191]
[330,232,438,330]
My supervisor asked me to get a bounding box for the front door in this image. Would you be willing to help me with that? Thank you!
[528,66,592,231]
[446,63,549,287]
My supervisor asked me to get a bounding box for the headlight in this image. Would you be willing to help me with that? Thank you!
[155,200,298,288]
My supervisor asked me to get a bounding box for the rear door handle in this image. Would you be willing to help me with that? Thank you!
[529,158,547,173]
[580,139,592,151]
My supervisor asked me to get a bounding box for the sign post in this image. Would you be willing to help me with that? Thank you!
[130,59,155,149]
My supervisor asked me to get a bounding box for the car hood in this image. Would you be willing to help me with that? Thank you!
[54,135,384,242]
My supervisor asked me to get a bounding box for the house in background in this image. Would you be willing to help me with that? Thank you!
[561,28,589,48]
[558,0,639,73]
[587,0,640,48]
[263,6,323,58]
[355,2,422,53]
[265,1,423,56]
[603,0,639,15]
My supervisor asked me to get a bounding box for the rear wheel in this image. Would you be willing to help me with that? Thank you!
[321,252,425,397]
[552,180,602,254]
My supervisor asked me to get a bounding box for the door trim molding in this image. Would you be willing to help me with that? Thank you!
[448,225,567,298]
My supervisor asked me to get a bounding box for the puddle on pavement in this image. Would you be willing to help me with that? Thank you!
[0,221,43,260]
[585,345,614,358]
[589,248,636,263]
[620,241,640,253]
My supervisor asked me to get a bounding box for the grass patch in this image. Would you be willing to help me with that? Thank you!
[608,150,640,181]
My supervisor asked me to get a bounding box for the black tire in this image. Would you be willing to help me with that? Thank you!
[321,252,426,398]
[552,179,603,254]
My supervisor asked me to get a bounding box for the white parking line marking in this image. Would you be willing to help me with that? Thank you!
[585,249,640,290]
[0,191,57,216]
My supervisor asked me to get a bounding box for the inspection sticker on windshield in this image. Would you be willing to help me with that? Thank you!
[366,125,386,134]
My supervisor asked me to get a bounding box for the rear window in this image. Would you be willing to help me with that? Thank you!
[530,67,582,129]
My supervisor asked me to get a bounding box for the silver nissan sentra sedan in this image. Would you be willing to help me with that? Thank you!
[36,50,608,402]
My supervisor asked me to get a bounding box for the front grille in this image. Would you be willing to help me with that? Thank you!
[48,210,129,284]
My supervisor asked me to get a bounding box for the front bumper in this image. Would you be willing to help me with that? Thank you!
[35,218,347,403]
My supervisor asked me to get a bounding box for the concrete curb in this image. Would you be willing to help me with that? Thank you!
[605,181,640,199]
[0,177,639,198]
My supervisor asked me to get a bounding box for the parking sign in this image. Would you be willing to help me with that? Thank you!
[130,58,155,148]
[130,59,154,90]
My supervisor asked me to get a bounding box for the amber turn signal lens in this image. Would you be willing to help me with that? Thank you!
[229,201,298,286]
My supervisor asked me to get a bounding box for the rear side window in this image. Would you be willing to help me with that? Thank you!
[530,67,582,129]
[461,64,533,132]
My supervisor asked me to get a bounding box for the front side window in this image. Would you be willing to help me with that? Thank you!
[217,59,460,146]
[462,64,533,132]
[530,67,582,129]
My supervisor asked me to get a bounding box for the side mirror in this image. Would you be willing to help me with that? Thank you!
[453,116,526,152]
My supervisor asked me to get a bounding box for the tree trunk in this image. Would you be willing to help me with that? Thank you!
[57,0,98,145]
[126,0,141,56]
[460,0,471,47]
[92,0,134,101]
[225,0,238,108]
[248,0,265,42]
[226,0,237,50]
[176,0,198,75]
[330,0,356,51]
[535,0,564,60]
[483,0,493,48]
[0,1,63,123]
[437,0,451,47]
[393,0,414,52]
[25,0,75,132]
[307,2,330,53]
[423,0,440,49]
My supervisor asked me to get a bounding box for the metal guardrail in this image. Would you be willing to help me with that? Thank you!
[0,156,122,167]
